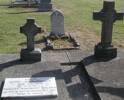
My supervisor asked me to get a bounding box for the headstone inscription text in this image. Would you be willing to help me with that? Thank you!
[1,77,58,98]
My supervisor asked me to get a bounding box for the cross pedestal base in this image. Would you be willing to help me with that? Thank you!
[38,4,52,12]
[20,48,41,62]
[94,43,117,60]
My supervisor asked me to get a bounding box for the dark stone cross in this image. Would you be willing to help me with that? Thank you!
[93,0,123,60]
[20,19,41,51]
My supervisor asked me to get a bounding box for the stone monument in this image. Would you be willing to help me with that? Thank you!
[1,77,58,98]
[20,18,42,62]
[38,0,52,12]
[93,0,123,60]
[50,10,65,37]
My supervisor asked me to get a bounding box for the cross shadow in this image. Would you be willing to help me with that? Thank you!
[67,83,100,100]
[90,76,103,85]
[0,59,21,72]
[61,55,112,66]
[60,57,124,99]
[61,54,113,67]
[66,63,102,100]
[62,62,102,84]
[31,62,101,100]
[82,54,115,66]
[96,86,124,99]
[0,59,38,72]
[63,62,124,99]
[7,10,38,14]
[82,55,97,66]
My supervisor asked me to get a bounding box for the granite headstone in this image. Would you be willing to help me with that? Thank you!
[50,10,65,37]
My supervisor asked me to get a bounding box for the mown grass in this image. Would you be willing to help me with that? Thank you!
[0,0,124,53]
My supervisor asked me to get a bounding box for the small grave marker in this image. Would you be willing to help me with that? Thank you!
[20,18,43,62]
[38,0,52,12]
[93,0,123,59]
[1,77,58,98]
[51,10,65,37]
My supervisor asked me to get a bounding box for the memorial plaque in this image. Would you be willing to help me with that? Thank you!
[1,77,58,98]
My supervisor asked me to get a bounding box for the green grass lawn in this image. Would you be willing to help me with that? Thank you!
[0,0,124,53]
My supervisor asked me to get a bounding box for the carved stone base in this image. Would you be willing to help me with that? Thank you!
[20,48,41,62]
[38,4,52,12]
[94,43,117,60]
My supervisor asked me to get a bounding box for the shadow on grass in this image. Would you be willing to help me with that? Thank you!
[61,54,115,67]
[19,39,44,46]
[6,10,38,14]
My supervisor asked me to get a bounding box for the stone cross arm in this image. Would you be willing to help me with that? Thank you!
[20,19,42,36]
[93,0,124,22]
[115,12,124,20]
[20,18,42,51]
[93,11,124,21]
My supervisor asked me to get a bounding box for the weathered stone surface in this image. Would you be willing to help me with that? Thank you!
[85,51,124,100]
[51,10,65,36]
[0,49,124,100]
[0,50,100,100]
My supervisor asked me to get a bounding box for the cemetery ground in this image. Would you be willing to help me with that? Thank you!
[0,0,124,53]
[0,0,124,100]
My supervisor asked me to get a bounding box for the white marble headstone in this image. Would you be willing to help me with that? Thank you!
[51,10,65,36]
[1,77,58,98]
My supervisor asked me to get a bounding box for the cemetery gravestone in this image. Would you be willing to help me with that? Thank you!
[51,10,65,37]
[39,0,52,12]
[20,18,42,62]
[93,0,123,60]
